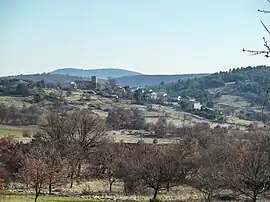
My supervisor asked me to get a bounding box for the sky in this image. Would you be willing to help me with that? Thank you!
[1,0,270,76]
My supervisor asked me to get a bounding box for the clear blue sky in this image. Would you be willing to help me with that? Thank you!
[1,0,269,76]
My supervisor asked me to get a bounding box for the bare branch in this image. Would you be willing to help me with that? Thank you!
[263,37,270,51]
[258,9,270,13]
[242,48,270,57]
[261,86,270,125]
[244,2,270,58]
[261,20,270,35]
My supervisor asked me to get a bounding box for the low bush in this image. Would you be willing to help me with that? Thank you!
[149,198,163,202]
[22,130,31,138]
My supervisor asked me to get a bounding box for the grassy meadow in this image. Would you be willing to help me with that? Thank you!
[0,194,102,202]
[0,126,24,137]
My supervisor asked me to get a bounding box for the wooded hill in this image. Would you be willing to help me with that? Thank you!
[152,65,270,108]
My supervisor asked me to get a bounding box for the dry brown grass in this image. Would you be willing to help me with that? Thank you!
[217,95,250,108]
[107,130,176,144]
[60,179,203,201]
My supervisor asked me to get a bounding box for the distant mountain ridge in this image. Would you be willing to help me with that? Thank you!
[51,68,142,79]
[50,67,209,87]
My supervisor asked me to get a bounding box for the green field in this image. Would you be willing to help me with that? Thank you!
[0,194,102,202]
[0,126,24,137]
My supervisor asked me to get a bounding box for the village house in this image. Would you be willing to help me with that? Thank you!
[150,92,158,100]
[157,92,167,102]
[167,95,181,102]
[186,99,202,111]
[60,81,77,91]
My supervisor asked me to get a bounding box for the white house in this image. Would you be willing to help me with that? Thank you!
[150,92,158,100]
[61,81,77,90]
[168,95,181,102]
[187,100,202,110]
[193,101,202,110]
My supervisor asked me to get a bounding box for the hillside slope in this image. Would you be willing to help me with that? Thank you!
[51,68,142,79]
[115,73,209,87]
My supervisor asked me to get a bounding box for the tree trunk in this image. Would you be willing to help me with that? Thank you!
[166,182,170,192]
[49,177,52,194]
[34,194,39,202]
[77,162,82,177]
[109,176,115,193]
[124,182,127,195]
[206,193,212,202]
[35,184,38,202]
[109,182,113,193]
[153,188,159,199]
[252,190,258,202]
[35,183,41,202]
[70,172,74,188]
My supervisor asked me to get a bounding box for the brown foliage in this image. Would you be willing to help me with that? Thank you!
[127,140,199,199]
[0,137,26,182]
[18,145,52,202]
[153,116,168,137]
[92,141,124,192]
[192,142,230,201]
[106,106,146,130]
[68,108,107,187]
[0,173,4,192]
[0,104,40,125]
[226,137,270,202]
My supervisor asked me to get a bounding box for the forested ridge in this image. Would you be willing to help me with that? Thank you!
[152,65,270,106]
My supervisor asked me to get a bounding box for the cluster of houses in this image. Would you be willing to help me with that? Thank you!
[60,76,98,91]
[131,87,202,111]
[0,76,203,111]
[0,76,225,121]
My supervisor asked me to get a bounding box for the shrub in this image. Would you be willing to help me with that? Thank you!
[81,185,91,195]
[217,195,237,201]
[22,130,31,138]
[149,198,163,202]
[0,175,4,192]
[66,90,72,97]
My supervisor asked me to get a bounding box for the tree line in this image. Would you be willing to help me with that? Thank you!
[0,104,40,125]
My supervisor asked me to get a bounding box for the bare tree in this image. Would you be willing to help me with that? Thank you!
[93,142,123,192]
[44,144,67,194]
[0,172,4,193]
[18,145,50,202]
[116,143,144,195]
[192,144,229,201]
[227,139,270,202]
[39,107,76,155]
[106,106,146,130]
[131,141,198,199]
[106,106,130,130]
[0,103,7,124]
[153,116,168,137]
[243,0,270,57]
[129,107,146,130]
[37,107,77,189]
[68,109,107,188]
[0,137,25,182]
